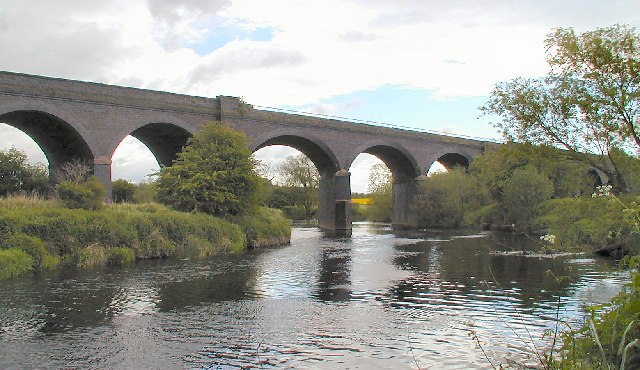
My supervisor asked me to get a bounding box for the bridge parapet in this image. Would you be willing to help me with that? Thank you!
[0,71,219,117]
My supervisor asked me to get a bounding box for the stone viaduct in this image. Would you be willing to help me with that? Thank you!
[0,71,492,232]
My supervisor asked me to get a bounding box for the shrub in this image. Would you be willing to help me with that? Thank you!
[56,177,105,210]
[70,244,107,269]
[501,165,553,231]
[107,247,135,265]
[156,122,260,217]
[0,248,33,279]
[112,179,135,203]
[3,233,59,271]
[238,207,291,247]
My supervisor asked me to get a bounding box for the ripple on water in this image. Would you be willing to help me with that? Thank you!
[0,224,630,369]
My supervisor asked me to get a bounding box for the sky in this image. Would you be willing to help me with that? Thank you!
[1,0,639,192]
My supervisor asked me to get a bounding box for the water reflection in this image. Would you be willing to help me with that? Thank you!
[0,224,630,369]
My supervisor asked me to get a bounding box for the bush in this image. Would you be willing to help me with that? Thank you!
[416,169,490,228]
[3,233,59,270]
[537,196,635,252]
[69,244,107,269]
[112,179,135,203]
[238,207,291,247]
[501,165,553,231]
[107,247,135,265]
[156,122,260,217]
[0,248,33,279]
[56,177,105,210]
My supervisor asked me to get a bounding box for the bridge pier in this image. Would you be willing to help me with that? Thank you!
[392,176,425,229]
[318,170,352,235]
[93,157,112,203]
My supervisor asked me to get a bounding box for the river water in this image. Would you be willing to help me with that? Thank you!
[0,223,629,369]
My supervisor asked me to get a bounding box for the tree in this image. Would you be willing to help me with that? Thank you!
[277,154,320,219]
[278,154,320,188]
[501,165,553,231]
[482,25,640,192]
[155,122,260,217]
[112,179,135,203]
[0,147,48,197]
[364,163,393,222]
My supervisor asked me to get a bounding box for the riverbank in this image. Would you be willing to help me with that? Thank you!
[0,196,291,279]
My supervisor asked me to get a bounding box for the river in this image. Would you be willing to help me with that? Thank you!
[0,223,629,369]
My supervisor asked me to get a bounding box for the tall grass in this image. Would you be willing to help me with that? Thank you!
[0,198,290,279]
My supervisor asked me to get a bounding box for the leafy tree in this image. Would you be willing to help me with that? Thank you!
[155,122,260,217]
[276,154,319,219]
[470,143,593,200]
[278,154,320,188]
[0,148,48,196]
[501,165,553,231]
[482,25,640,192]
[415,169,489,228]
[362,163,392,222]
[112,179,135,203]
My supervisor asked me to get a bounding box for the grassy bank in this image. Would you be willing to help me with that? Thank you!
[0,196,290,279]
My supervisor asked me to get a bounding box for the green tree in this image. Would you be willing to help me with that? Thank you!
[482,25,640,192]
[277,154,319,219]
[415,169,489,228]
[0,148,48,196]
[155,122,260,217]
[112,179,135,203]
[363,163,393,222]
[501,165,554,231]
[54,160,105,210]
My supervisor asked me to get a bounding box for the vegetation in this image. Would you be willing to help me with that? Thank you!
[156,121,260,217]
[481,24,640,193]
[356,163,393,222]
[274,154,320,220]
[112,179,136,203]
[0,147,48,197]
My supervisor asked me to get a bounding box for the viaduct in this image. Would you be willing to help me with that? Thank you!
[0,71,492,233]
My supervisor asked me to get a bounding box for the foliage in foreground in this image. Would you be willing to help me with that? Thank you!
[557,262,640,369]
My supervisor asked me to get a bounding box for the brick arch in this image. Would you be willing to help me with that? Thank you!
[426,149,474,172]
[346,140,420,183]
[112,117,195,167]
[0,104,96,169]
[249,128,340,176]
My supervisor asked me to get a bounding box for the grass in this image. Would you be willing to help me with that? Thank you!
[0,196,291,279]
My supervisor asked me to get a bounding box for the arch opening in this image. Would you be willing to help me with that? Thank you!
[433,152,470,171]
[128,122,192,168]
[253,145,321,221]
[359,145,420,184]
[0,110,93,170]
[111,135,161,183]
[252,134,339,177]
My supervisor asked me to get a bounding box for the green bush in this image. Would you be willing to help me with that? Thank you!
[501,165,553,231]
[0,248,33,279]
[537,196,635,252]
[112,179,135,203]
[238,207,291,247]
[69,244,107,269]
[156,122,260,217]
[56,177,105,210]
[559,266,640,368]
[107,247,135,265]
[3,233,59,270]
